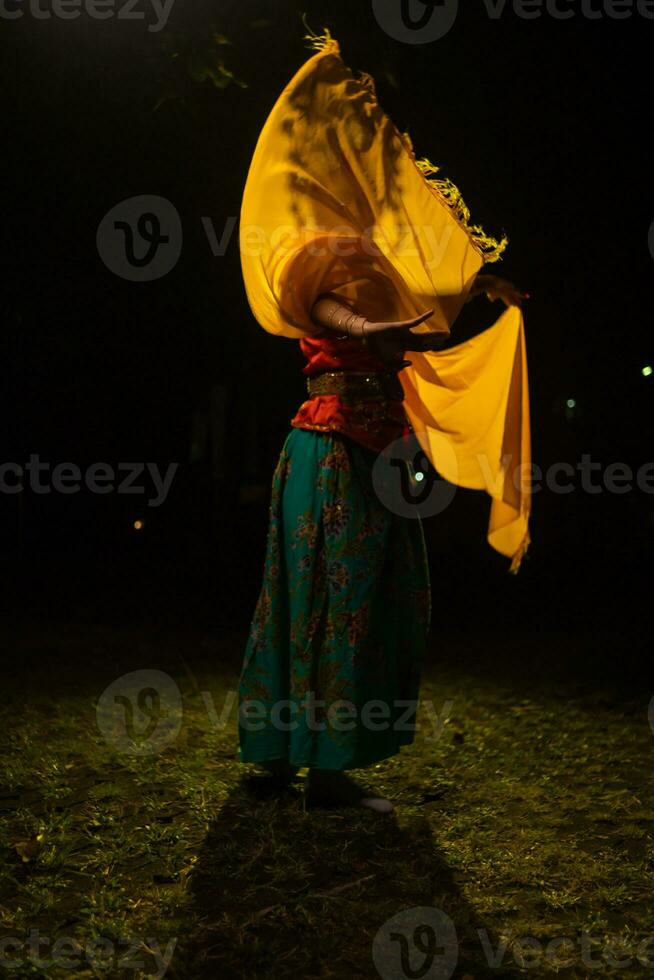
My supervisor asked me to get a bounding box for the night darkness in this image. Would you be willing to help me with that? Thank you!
[2,1,654,977]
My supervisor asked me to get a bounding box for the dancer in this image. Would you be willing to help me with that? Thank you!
[237,32,531,813]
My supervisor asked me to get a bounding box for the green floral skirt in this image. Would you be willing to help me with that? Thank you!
[237,427,432,771]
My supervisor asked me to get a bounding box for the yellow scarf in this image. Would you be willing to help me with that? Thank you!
[239,30,531,573]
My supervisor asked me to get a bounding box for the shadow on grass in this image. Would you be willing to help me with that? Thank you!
[179,772,521,980]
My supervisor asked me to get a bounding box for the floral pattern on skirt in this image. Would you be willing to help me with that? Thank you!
[237,427,432,771]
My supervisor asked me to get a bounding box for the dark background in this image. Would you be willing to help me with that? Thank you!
[2,1,652,678]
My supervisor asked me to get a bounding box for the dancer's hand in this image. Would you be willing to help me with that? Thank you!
[477,275,529,308]
[363,309,447,367]
[362,310,443,350]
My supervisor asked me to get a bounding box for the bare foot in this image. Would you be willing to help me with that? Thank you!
[306,769,394,814]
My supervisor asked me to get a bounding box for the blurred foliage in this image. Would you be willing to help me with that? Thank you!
[153,25,247,116]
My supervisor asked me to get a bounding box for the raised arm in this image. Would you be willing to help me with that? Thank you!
[310,292,452,367]
[310,293,441,345]
[310,293,368,338]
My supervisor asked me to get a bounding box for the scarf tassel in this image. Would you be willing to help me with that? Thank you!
[303,26,340,56]
[508,530,531,575]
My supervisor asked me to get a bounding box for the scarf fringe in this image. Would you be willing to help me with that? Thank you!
[412,152,508,263]
[303,26,340,56]
[357,71,377,98]
[304,31,507,264]
[508,529,531,575]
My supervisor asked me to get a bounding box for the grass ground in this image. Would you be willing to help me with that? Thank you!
[1,619,653,979]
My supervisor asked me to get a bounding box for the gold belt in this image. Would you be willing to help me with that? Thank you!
[306,369,405,402]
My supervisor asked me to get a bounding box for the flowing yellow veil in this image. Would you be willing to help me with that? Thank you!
[239,31,531,573]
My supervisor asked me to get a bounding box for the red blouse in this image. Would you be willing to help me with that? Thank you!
[289,330,411,453]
